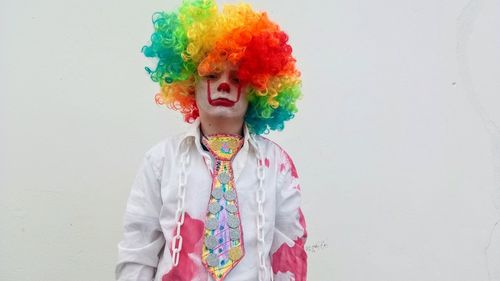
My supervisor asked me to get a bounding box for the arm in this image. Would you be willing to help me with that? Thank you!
[270,150,308,281]
[115,151,166,281]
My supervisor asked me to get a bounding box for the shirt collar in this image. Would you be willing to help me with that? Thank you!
[179,118,256,153]
[179,119,258,181]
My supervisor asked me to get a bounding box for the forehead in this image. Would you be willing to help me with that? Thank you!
[202,60,238,73]
[215,62,238,73]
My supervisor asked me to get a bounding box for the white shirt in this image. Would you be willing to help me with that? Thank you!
[115,120,307,281]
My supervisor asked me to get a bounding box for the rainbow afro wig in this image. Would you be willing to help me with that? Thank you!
[142,0,302,135]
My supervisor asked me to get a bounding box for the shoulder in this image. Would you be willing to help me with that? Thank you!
[142,132,189,172]
[251,135,299,178]
[144,135,176,159]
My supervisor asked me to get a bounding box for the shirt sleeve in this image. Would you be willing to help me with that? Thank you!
[115,151,166,281]
[270,150,308,281]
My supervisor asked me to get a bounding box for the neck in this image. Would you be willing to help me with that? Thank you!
[199,116,244,136]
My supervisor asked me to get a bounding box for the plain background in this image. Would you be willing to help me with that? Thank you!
[1,0,500,280]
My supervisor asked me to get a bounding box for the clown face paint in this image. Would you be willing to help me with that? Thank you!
[195,66,249,120]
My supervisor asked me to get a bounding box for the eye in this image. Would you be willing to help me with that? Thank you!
[205,73,220,80]
[229,72,240,84]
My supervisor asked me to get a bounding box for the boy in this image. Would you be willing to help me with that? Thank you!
[116,1,307,280]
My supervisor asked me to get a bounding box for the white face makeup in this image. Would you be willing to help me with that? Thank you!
[195,65,249,120]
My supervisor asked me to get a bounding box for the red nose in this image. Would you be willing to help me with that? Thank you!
[217,82,231,93]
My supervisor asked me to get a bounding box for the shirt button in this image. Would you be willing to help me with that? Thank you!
[218,172,230,184]
[205,235,218,250]
[229,247,243,261]
[229,228,241,241]
[208,202,221,214]
[223,189,237,201]
[227,214,240,228]
[226,204,237,213]
[205,217,218,230]
[211,188,223,200]
[207,253,219,267]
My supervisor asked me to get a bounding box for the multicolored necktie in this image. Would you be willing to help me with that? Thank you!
[201,134,245,281]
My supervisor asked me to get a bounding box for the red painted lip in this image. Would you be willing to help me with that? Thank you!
[209,98,236,107]
[206,80,241,108]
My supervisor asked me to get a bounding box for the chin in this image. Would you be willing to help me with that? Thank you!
[197,102,247,119]
[206,109,245,119]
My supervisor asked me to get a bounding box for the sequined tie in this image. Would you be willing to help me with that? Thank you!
[201,134,245,281]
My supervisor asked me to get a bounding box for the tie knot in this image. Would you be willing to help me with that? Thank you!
[202,134,244,161]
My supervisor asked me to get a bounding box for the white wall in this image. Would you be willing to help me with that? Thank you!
[1,0,499,280]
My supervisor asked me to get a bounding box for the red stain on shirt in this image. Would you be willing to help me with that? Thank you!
[162,213,207,281]
[271,209,308,281]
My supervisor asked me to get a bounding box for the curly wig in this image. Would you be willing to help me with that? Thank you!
[142,0,302,135]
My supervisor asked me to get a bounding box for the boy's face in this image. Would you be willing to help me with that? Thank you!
[195,64,249,121]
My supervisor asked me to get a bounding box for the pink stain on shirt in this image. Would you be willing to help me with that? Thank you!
[283,152,298,179]
[258,158,270,168]
[279,163,286,172]
[260,137,298,178]
[163,213,207,281]
[271,209,308,281]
